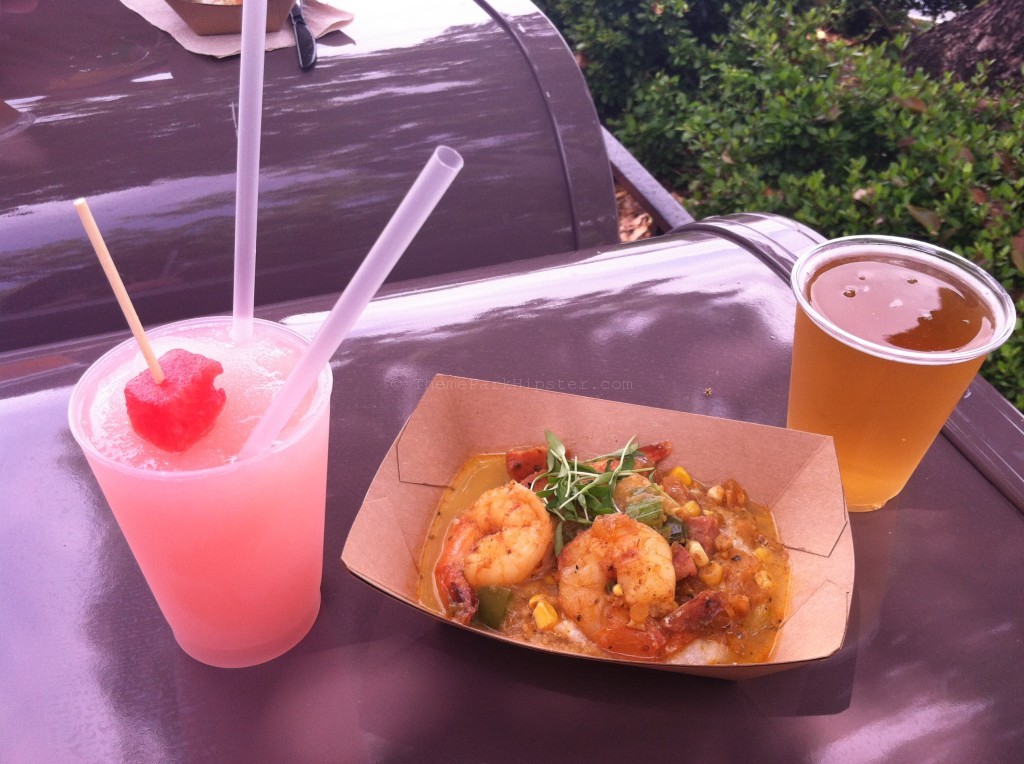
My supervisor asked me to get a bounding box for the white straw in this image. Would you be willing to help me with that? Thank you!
[240,146,464,458]
[231,0,269,343]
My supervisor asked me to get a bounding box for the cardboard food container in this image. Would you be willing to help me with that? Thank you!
[163,0,294,36]
[341,375,853,680]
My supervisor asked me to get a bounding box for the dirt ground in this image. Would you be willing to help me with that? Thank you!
[904,0,1024,88]
[616,183,656,242]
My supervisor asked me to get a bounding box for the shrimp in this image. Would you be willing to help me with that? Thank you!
[435,481,554,625]
[557,513,677,659]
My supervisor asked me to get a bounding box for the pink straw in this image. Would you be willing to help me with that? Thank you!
[240,146,464,458]
[231,0,269,343]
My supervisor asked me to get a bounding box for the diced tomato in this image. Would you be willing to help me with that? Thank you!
[637,441,672,466]
[505,445,548,482]
[593,441,673,473]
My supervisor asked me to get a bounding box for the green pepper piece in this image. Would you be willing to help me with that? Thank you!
[625,496,664,527]
[662,517,685,542]
[475,585,513,629]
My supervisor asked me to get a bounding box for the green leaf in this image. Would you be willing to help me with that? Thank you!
[544,430,566,460]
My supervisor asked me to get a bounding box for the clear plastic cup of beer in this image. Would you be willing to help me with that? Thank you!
[786,235,1016,510]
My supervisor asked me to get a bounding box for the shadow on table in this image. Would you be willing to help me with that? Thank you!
[742,498,900,717]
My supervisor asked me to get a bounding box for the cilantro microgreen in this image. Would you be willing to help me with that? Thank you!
[535,431,654,554]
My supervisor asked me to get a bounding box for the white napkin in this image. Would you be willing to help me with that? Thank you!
[120,0,354,59]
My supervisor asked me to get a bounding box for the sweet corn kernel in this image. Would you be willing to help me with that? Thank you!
[670,466,693,487]
[611,583,624,597]
[707,485,725,504]
[686,539,709,568]
[543,574,557,586]
[528,593,548,610]
[698,561,723,586]
[755,570,773,590]
[628,603,650,628]
[532,600,559,630]
[754,547,772,562]
[681,500,702,518]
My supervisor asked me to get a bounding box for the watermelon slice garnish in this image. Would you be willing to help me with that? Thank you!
[124,349,227,452]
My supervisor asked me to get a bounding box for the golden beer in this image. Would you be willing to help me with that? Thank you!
[786,236,1015,510]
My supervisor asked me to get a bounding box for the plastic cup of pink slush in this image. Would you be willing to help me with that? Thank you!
[68,316,333,668]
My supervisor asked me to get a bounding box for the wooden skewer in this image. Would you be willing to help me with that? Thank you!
[74,198,165,384]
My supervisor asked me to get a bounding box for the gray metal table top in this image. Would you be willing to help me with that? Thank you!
[2,215,1022,761]
[0,0,617,351]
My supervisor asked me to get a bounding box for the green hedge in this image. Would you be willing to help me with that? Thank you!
[537,0,1023,409]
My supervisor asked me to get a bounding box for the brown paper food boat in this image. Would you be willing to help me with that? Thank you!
[341,375,853,680]
[163,0,294,36]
